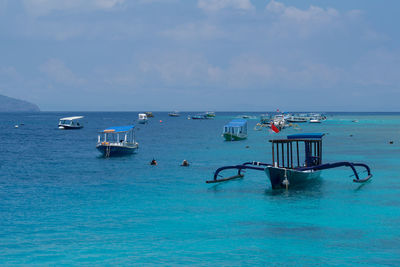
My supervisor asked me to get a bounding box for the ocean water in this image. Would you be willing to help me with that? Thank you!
[0,112,399,265]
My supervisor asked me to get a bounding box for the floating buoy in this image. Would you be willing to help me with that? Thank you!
[159,120,162,123]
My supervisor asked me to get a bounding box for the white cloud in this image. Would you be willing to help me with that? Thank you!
[39,59,84,86]
[265,0,342,39]
[162,22,224,40]
[198,0,254,12]
[22,0,125,16]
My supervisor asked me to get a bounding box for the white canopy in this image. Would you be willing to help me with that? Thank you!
[59,116,84,121]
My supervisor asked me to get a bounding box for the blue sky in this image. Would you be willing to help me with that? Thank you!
[0,0,399,111]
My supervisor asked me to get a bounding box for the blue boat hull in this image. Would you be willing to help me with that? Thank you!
[265,166,320,189]
[96,144,138,157]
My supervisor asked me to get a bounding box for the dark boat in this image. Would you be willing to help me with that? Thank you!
[96,125,139,157]
[206,133,372,189]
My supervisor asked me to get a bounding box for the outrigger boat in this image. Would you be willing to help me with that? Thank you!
[58,116,84,129]
[207,133,372,189]
[223,119,247,141]
[96,125,138,157]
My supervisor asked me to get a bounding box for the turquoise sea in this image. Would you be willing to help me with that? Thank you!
[1,112,399,265]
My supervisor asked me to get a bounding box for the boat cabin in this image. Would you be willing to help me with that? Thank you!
[270,133,323,169]
[58,116,84,129]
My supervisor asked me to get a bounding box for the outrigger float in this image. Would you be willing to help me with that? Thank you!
[206,133,372,189]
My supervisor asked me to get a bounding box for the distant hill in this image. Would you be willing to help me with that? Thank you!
[0,94,40,112]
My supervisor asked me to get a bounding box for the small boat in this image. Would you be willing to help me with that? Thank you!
[260,114,271,124]
[223,119,247,141]
[168,111,180,117]
[190,114,206,120]
[286,115,308,123]
[207,133,372,189]
[58,116,84,129]
[138,113,148,124]
[204,112,216,118]
[145,112,154,118]
[271,114,287,131]
[309,118,321,123]
[96,125,139,157]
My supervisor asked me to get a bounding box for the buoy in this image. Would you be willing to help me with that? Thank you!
[181,160,189,167]
[150,159,157,165]
[159,120,162,123]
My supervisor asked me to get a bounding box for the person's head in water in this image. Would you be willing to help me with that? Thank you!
[150,158,157,165]
[181,159,189,166]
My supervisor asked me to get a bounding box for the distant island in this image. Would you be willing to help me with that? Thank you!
[0,94,40,112]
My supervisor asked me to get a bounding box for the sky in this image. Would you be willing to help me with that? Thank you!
[0,0,399,111]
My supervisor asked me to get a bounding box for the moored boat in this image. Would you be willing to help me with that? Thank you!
[190,114,206,120]
[223,119,247,141]
[138,113,148,124]
[96,125,139,157]
[207,133,373,189]
[205,112,216,118]
[58,116,84,129]
[168,111,180,117]
[286,115,308,123]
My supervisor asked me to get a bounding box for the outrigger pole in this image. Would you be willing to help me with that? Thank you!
[206,161,372,184]
[206,162,271,183]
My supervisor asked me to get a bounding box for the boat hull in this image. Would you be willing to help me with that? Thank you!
[96,143,138,157]
[223,133,247,141]
[265,166,320,189]
[58,125,83,129]
[138,120,147,124]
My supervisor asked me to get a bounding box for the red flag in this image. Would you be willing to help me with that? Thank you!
[271,124,280,133]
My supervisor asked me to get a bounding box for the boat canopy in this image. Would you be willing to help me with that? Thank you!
[59,116,84,121]
[225,119,247,127]
[101,125,135,133]
[287,133,324,140]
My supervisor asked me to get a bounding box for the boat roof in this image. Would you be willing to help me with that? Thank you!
[287,133,325,139]
[225,119,247,127]
[59,116,84,121]
[101,125,135,133]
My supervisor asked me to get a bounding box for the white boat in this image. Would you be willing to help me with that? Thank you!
[138,113,148,124]
[96,125,139,157]
[286,115,308,123]
[168,111,180,117]
[309,118,321,123]
[271,114,287,130]
[58,116,84,129]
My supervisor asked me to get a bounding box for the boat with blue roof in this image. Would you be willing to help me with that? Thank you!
[223,119,247,141]
[96,125,138,157]
[207,133,373,189]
